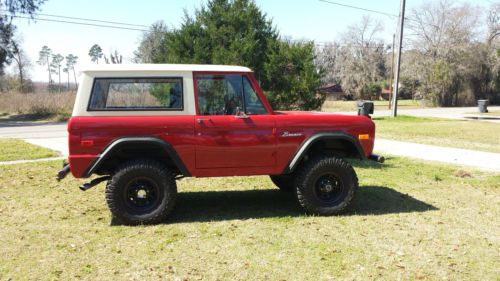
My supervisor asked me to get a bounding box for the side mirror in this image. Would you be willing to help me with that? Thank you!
[235,106,248,119]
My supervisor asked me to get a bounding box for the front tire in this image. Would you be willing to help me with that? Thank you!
[105,160,177,225]
[295,155,358,215]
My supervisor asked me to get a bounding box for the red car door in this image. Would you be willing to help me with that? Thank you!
[194,73,276,169]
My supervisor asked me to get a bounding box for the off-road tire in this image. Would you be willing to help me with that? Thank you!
[295,155,358,215]
[269,175,294,192]
[105,159,177,225]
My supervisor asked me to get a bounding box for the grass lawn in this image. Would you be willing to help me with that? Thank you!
[374,116,500,153]
[1,158,498,280]
[322,100,427,112]
[0,139,59,161]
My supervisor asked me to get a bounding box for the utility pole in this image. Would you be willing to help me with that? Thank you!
[388,33,396,109]
[391,0,406,117]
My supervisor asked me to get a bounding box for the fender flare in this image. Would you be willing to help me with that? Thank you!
[283,132,365,174]
[83,137,190,177]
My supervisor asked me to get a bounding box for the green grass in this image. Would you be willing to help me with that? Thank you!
[0,158,499,280]
[374,116,500,153]
[0,139,59,161]
[322,100,427,112]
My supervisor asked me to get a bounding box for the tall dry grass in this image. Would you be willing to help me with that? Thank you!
[0,91,76,120]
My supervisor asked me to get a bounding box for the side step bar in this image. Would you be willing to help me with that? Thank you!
[56,161,110,191]
[79,176,110,191]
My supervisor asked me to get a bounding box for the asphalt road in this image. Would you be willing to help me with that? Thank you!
[0,122,68,156]
[337,106,500,123]
[1,120,499,172]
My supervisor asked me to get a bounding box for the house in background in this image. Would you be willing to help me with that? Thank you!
[317,84,353,101]
[380,87,392,100]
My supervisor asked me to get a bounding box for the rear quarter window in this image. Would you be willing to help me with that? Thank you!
[88,77,183,111]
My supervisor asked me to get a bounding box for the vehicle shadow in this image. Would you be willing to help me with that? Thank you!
[350,185,438,216]
[109,185,438,225]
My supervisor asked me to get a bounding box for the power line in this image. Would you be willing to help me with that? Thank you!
[0,9,149,28]
[317,0,440,30]
[6,12,389,48]
[2,14,148,32]
[318,0,398,18]
[35,12,149,28]
[4,14,389,47]
[4,8,435,48]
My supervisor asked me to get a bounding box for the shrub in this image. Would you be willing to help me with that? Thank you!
[0,91,75,120]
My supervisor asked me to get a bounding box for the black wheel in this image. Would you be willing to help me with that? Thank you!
[295,155,358,215]
[269,175,294,192]
[105,160,177,225]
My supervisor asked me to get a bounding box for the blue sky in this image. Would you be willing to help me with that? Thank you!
[7,0,493,81]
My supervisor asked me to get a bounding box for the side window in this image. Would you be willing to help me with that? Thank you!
[196,75,243,115]
[88,78,183,110]
[242,76,267,115]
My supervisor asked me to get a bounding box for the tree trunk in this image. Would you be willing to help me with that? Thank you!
[58,66,61,93]
[67,71,70,90]
[18,62,24,92]
[72,68,78,89]
[13,54,24,93]
[46,57,51,92]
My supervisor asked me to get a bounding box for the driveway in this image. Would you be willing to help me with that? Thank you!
[337,105,500,123]
[374,139,500,172]
[0,122,68,156]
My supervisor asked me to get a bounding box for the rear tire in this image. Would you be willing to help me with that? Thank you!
[105,160,177,225]
[270,175,294,192]
[295,155,358,215]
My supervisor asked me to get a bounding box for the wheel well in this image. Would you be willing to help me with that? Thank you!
[306,139,361,159]
[287,137,363,174]
[91,141,185,177]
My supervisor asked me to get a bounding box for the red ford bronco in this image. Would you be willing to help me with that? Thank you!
[57,64,383,225]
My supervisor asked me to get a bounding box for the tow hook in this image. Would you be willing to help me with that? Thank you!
[56,162,70,181]
[369,154,385,163]
[80,176,111,191]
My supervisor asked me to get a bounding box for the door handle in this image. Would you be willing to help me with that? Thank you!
[196,118,211,124]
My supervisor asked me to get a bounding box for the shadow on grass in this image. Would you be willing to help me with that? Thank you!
[351,185,438,215]
[111,185,437,225]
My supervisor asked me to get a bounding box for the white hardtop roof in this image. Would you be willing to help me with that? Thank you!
[81,63,252,73]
